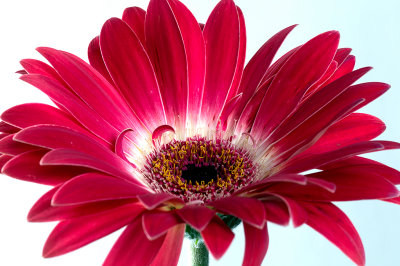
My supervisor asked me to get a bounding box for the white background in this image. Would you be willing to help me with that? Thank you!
[0,0,400,265]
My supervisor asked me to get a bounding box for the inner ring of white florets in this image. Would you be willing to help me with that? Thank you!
[142,137,257,202]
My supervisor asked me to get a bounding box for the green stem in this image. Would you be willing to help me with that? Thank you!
[191,240,209,266]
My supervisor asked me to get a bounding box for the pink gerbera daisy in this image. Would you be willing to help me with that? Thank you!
[1,0,399,265]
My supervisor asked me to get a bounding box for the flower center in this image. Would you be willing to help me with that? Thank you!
[143,137,256,202]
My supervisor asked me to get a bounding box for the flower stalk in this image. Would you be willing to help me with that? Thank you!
[192,240,209,266]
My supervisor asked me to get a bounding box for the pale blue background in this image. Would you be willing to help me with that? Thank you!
[0,0,399,265]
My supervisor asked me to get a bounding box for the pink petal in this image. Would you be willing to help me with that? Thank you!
[1,103,86,134]
[201,0,240,124]
[53,173,149,205]
[150,224,185,266]
[28,187,137,222]
[137,192,184,210]
[142,210,182,240]
[238,24,296,98]
[269,194,308,227]
[40,148,137,182]
[262,199,290,226]
[236,174,307,195]
[2,150,85,185]
[20,58,67,86]
[208,196,265,229]
[334,48,352,65]
[260,46,300,84]
[43,203,144,257]
[226,5,246,101]
[307,166,399,200]
[321,156,400,185]
[166,0,206,128]
[304,60,338,97]
[301,113,386,156]
[323,55,356,86]
[201,216,235,260]
[15,125,131,170]
[87,36,114,84]
[103,217,165,266]
[122,7,146,45]
[0,154,12,169]
[267,67,372,146]
[176,204,215,231]
[268,96,364,162]
[281,141,385,174]
[219,93,242,131]
[100,17,166,131]
[268,167,399,202]
[0,121,19,133]
[0,134,35,155]
[300,202,365,266]
[235,76,273,134]
[20,74,119,144]
[251,31,340,142]
[146,0,205,131]
[152,125,175,146]
[36,47,144,133]
[242,222,269,266]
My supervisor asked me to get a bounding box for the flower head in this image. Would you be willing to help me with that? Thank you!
[1,0,399,265]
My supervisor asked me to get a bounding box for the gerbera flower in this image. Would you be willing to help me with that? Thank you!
[0,0,399,265]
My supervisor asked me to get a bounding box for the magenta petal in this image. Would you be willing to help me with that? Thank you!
[20,58,67,86]
[270,194,308,227]
[238,24,296,98]
[251,31,340,141]
[242,222,269,266]
[263,200,290,226]
[137,192,184,210]
[146,0,194,131]
[20,74,119,144]
[321,156,400,185]
[176,204,215,231]
[226,5,246,101]
[166,0,206,128]
[122,7,146,45]
[87,36,114,84]
[142,210,181,240]
[28,187,136,222]
[219,93,242,131]
[334,48,352,65]
[0,134,35,155]
[0,121,19,134]
[307,167,400,200]
[150,224,185,266]
[201,0,240,124]
[235,77,273,134]
[1,103,84,132]
[301,113,386,156]
[36,47,141,132]
[152,125,175,146]
[103,217,166,266]
[100,17,166,131]
[43,203,144,257]
[236,174,307,195]
[267,67,372,145]
[14,125,131,169]
[40,148,138,182]
[53,173,149,205]
[282,141,385,174]
[301,202,365,266]
[209,196,265,228]
[201,216,235,260]
[2,150,84,185]
[0,154,12,169]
